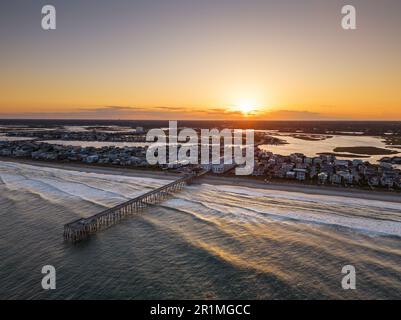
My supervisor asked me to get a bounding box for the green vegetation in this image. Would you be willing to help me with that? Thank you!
[333,146,398,155]
[289,134,332,141]
[317,152,370,158]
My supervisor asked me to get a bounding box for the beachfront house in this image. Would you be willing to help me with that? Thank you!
[352,159,363,166]
[294,168,307,181]
[335,159,349,167]
[338,171,353,185]
[368,176,380,186]
[309,166,318,179]
[330,174,342,185]
[304,157,313,165]
[286,171,296,179]
[318,172,328,184]
[85,155,99,163]
[212,163,235,174]
[313,157,323,165]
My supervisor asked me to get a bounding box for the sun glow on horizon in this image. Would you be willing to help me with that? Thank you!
[238,104,255,115]
[230,98,262,117]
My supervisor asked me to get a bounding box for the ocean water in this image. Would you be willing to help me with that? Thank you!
[0,161,400,300]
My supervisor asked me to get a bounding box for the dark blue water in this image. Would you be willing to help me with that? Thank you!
[0,161,400,299]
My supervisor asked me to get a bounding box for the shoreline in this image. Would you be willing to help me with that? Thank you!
[1,157,401,204]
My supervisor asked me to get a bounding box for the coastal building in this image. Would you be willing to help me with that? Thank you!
[369,176,380,186]
[252,165,266,176]
[296,163,308,170]
[352,159,363,166]
[293,168,307,181]
[338,171,353,185]
[320,165,334,175]
[318,172,328,184]
[286,171,296,179]
[1,141,401,191]
[335,159,349,167]
[380,162,393,170]
[304,157,313,165]
[201,164,212,171]
[212,163,236,174]
[309,166,317,179]
[85,155,99,163]
[331,174,342,185]
[313,157,323,165]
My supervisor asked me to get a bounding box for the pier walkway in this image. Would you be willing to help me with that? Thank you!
[63,169,208,242]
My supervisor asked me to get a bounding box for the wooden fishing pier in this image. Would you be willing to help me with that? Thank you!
[63,170,207,242]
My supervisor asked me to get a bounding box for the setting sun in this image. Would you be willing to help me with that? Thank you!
[230,98,261,117]
[237,104,256,115]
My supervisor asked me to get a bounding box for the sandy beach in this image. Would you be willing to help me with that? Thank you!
[1,157,401,204]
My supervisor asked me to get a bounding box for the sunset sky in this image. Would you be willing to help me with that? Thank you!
[1,0,401,120]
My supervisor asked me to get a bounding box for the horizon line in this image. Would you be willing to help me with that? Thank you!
[1,118,401,122]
